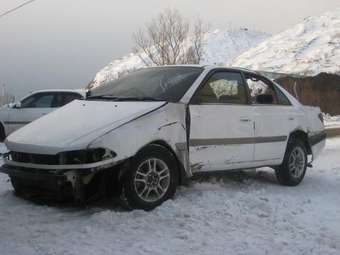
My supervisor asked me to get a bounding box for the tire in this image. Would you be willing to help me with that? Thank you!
[275,139,308,186]
[120,144,179,210]
[10,177,27,195]
[0,124,6,142]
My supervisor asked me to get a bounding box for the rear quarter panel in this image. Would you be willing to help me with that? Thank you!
[302,106,325,159]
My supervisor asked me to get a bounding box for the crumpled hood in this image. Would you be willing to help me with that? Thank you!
[6,100,166,154]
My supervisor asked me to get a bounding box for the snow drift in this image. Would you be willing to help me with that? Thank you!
[233,9,340,76]
[89,28,269,88]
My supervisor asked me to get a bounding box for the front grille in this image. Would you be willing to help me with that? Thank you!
[11,152,59,165]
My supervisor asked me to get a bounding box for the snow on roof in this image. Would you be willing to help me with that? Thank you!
[233,9,340,76]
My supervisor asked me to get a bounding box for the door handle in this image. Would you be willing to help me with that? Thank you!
[240,118,252,122]
[288,117,295,121]
[191,112,201,118]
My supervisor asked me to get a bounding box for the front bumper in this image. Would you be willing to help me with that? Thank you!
[1,164,70,198]
[0,158,118,202]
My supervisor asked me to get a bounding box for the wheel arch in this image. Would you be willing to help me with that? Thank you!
[288,130,312,155]
[136,140,188,185]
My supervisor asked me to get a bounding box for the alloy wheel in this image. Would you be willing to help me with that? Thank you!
[133,158,171,203]
[288,147,306,178]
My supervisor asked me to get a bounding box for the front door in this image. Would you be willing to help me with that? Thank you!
[189,71,255,172]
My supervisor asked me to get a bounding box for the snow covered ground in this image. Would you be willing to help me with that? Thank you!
[324,115,340,129]
[0,138,340,255]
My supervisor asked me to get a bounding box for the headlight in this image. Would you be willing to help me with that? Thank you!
[59,148,116,164]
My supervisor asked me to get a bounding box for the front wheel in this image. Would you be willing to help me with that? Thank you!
[0,124,6,142]
[120,144,179,210]
[275,139,308,186]
[10,177,27,195]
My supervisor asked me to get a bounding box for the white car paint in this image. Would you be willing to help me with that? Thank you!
[0,89,86,137]
[5,100,167,155]
[189,104,255,171]
[1,66,326,202]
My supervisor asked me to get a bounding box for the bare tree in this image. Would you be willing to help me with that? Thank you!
[133,9,206,66]
[184,18,205,64]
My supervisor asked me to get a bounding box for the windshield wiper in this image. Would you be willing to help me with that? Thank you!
[87,95,164,101]
[113,96,164,101]
[87,95,121,100]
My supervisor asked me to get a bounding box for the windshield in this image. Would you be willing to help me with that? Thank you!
[89,66,203,102]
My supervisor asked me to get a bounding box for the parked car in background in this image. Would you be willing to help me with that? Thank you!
[0,89,86,140]
[0,66,326,210]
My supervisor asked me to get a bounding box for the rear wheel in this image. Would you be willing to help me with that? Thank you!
[275,139,307,186]
[120,144,178,210]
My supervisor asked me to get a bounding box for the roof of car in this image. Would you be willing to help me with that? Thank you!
[204,65,261,74]
[150,64,263,75]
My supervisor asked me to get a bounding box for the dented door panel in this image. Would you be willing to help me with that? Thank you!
[189,104,255,172]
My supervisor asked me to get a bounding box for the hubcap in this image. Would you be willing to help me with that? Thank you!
[288,147,306,178]
[134,158,170,203]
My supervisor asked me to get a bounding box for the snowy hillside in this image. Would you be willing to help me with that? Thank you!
[89,28,269,88]
[233,9,340,76]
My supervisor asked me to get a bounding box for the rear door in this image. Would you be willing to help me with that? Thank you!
[244,72,296,164]
[189,70,255,172]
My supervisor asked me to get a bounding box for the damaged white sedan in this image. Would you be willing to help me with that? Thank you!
[1,66,326,210]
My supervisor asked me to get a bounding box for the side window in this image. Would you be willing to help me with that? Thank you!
[193,72,248,104]
[63,93,82,105]
[21,93,55,108]
[245,73,282,105]
[20,95,36,108]
[54,93,82,107]
[274,86,291,105]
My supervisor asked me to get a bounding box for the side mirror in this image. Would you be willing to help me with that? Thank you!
[256,94,274,104]
[14,102,22,108]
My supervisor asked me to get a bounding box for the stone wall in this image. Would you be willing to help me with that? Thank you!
[276,73,340,115]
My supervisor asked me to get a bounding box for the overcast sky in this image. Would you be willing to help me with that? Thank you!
[1,0,339,99]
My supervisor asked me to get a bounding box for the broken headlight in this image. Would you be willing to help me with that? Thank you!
[59,148,116,165]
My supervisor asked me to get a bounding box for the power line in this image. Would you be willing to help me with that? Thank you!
[0,0,38,19]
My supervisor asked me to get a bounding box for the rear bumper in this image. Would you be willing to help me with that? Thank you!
[308,131,327,160]
[309,131,327,146]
